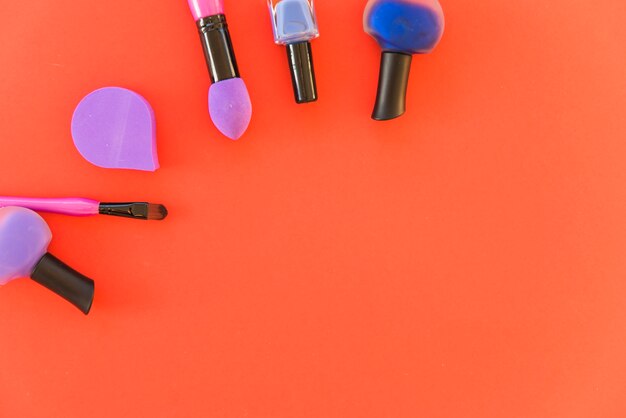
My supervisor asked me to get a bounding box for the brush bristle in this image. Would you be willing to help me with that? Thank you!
[147,204,168,221]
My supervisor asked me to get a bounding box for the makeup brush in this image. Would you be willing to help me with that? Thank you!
[188,0,252,140]
[0,207,94,314]
[0,197,168,221]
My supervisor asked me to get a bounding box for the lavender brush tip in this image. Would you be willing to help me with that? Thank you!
[208,78,252,140]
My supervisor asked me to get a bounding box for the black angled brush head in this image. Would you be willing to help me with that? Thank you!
[98,202,168,221]
[147,203,168,221]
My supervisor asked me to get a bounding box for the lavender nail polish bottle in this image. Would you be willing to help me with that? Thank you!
[268,0,319,103]
[0,207,94,314]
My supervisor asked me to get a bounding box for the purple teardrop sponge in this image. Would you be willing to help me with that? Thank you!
[71,87,159,171]
[208,78,252,140]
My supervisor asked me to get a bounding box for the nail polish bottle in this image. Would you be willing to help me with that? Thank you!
[364,0,445,120]
[268,0,319,103]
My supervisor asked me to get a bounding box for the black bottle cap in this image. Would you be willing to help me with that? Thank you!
[372,52,413,121]
[286,42,318,104]
[30,253,95,315]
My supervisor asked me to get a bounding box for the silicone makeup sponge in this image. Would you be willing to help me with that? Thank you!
[209,78,252,140]
[71,87,159,171]
[188,0,252,140]
[0,207,94,314]
[364,0,445,120]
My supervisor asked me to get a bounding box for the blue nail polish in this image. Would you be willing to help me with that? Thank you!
[363,0,445,120]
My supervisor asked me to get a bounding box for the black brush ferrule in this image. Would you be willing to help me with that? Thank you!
[196,14,239,83]
[31,253,95,315]
[99,202,149,220]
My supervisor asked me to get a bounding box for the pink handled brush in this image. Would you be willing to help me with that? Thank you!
[0,197,168,221]
[188,0,252,140]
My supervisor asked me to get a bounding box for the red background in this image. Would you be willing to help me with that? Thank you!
[1,0,626,417]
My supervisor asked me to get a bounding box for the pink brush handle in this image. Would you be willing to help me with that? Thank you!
[0,197,100,216]
[188,0,224,20]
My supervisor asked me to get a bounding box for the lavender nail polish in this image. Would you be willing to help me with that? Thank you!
[0,207,95,314]
[268,0,319,103]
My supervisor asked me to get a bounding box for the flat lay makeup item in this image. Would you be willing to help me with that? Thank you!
[0,197,168,221]
[0,207,95,314]
[71,87,159,171]
[364,0,445,120]
[268,0,319,103]
[188,0,252,140]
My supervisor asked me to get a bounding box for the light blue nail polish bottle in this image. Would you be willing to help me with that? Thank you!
[268,0,320,103]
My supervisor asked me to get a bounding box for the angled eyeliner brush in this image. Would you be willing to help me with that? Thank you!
[0,197,168,221]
